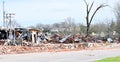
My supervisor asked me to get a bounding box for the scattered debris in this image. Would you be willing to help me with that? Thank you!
[0,43,119,54]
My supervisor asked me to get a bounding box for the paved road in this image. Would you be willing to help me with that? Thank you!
[0,49,120,62]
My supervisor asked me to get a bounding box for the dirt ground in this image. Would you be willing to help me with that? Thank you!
[0,43,120,55]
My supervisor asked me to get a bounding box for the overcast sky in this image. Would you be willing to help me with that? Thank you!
[0,0,119,27]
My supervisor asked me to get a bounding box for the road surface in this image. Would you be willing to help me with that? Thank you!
[0,49,120,62]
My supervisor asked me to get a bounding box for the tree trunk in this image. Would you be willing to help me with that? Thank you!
[86,24,90,37]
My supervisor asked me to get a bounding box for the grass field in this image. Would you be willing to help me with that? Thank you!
[94,56,120,62]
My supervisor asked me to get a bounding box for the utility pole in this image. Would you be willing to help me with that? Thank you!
[3,1,5,27]
[3,1,16,44]
[6,13,15,29]
[6,13,15,43]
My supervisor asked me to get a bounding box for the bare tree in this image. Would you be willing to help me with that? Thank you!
[11,20,21,28]
[65,17,75,33]
[43,24,52,32]
[36,23,44,29]
[27,26,36,29]
[84,0,107,37]
[90,22,107,34]
[114,3,120,34]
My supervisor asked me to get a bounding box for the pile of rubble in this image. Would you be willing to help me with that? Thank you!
[0,43,119,55]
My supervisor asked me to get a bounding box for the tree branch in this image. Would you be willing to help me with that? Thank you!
[83,0,88,6]
[89,4,108,25]
[88,1,94,13]
[84,0,89,27]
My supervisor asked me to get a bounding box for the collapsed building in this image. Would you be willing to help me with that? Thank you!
[0,27,83,46]
[0,27,116,46]
[0,28,41,45]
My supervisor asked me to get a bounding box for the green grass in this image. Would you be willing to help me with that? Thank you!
[94,56,120,62]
